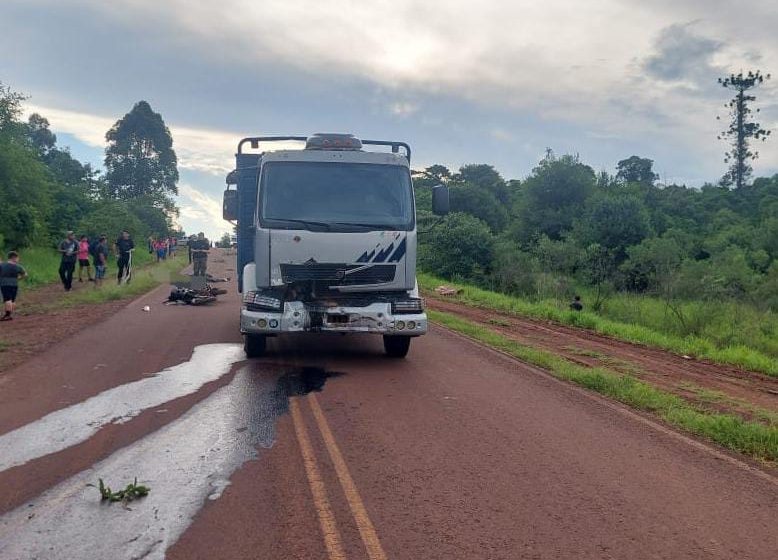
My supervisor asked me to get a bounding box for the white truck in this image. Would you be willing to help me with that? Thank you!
[223,133,449,358]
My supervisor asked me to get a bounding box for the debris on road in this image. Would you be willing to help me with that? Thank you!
[91,477,150,503]
[435,285,461,296]
[165,285,226,306]
[142,305,151,312]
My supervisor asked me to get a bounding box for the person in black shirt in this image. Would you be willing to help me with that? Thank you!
[191,232,210,276]
[187,234,196,264]
[58,231,78,291]
[570,295,583,311]
[1,251,27,320]
[115,230,135,284]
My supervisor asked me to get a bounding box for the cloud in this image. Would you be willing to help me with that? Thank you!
[490,128,514,142]
[178,183,229,236]
[5,0,778,185]
[389,102,419,118]
[642,22,724,88]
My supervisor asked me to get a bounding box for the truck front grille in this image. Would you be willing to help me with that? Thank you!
[280,263,396,285]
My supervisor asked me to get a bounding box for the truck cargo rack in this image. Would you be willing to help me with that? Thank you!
[237,135,411,162]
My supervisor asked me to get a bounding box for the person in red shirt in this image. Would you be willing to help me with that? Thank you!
[77,235,94,283]
[154,239,167,262]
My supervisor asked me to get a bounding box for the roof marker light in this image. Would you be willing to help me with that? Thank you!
[305,133,362,151]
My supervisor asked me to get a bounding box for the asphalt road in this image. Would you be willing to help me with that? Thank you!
[0,252,776,559]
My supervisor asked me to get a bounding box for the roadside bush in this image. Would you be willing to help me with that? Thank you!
[489,240,539,296]
[418,212,494,282]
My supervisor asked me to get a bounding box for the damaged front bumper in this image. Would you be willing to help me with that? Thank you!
[240,301,427,336]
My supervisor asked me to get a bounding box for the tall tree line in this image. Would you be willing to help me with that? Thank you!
[415,154,778,312]
[0,83,180,250]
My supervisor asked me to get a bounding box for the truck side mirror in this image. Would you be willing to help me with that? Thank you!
[432,185,450,215]
[223,189,238,221]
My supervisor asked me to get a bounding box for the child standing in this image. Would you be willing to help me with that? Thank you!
[1,251,27,321]
[78,235,94,283]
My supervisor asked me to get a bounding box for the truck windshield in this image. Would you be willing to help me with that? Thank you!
[259,162,414,231]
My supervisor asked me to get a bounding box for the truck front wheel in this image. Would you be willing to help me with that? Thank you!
[383,335,411,358]
[244,334,267,358]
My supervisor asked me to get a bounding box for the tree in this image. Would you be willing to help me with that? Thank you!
[418,213,494,281]
[717,71,771,189]
[420,164,451,183]
[455,164,511,204]
[26,113,57,157]
[575,194,652,261]
[449,182,509,232]
[513,152,596,243]
[0,85,54,248]
[579,243,615,311]
[616,156,658,185]
[0,82,25,135]
[105,101,179,208]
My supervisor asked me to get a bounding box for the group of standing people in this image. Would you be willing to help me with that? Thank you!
[148,236,177,262]
[58,230,134,291]
[2,229,200,321]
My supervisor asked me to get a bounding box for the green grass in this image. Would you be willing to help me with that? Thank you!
[14,245,157,288]
[13,247,64,287]
[41,254,187,309]
[9,245,186,311]
[678,382,778,427]
[420,273,778,377]
[429,310,778,463]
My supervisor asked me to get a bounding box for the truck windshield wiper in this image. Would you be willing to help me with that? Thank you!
[330,222,399,230]
[269,219,332,231]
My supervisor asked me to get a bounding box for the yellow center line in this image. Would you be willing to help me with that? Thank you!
[307,393,389,560]
[290,398,348,560]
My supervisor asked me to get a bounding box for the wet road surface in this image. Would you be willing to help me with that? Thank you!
[1,252,776,559]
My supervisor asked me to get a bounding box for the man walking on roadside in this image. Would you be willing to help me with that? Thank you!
[58,231,78,291]
[191,232,210,277]
[115,230,135,284]
[1,251,27,321]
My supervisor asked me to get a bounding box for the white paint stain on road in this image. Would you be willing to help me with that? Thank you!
[0,364,339,560]
[0,344,245,472]
[0,366,284,560]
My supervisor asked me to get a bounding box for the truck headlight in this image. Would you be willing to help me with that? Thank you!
[392,299,424,314]
[243,291,282,310]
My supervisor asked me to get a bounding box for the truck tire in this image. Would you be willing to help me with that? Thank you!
[383,335,411,358]
[244,334,267,358]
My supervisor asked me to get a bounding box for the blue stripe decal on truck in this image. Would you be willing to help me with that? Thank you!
[372,243,395,263]
[388,238,406,262]
[357,249,376,263]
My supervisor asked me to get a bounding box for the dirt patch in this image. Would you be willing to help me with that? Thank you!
[426,295,778,423]
[0,282,132,375]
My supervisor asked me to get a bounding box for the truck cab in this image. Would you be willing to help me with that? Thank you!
[223,133,448,358]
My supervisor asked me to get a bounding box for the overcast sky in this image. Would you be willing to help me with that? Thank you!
[2,0,777,239]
